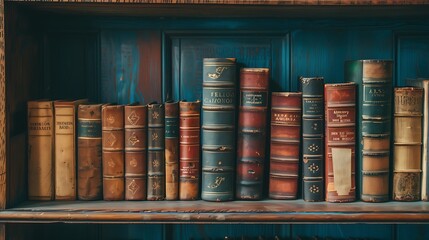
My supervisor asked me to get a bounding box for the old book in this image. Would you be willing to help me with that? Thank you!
[179,100,201,200]
[301,77,324,202]
[236,68,270,200]
[54,99,87,200]
[165,101,179,200]
[269,92,302,200]
[28,100,54,200]
[393,87,423,201]
[345,60,393,202]
[201,58,237,202]
[124,104,147,200]
[324,83,356,203]
[102,104,125,201]
[77,103,103,200]
[406,79,429,201]
[147,102,165,200]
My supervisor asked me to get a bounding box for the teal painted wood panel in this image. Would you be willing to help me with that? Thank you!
[167,32,289,102]
[396,34,429,86]
[292,224,393,240]
[101,31,162,105]
[397,224,429,240]
[291,30,392,91]
[171,224,289,240]
[100,224,165,240]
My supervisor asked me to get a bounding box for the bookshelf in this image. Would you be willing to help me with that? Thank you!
[2,1,429,239]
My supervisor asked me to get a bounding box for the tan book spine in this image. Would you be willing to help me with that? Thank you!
[102,104,125,200]
[393,87,423,201]
[54,100,86,200]
[165,101,179,200]
[124,104,147,200]
[27,100,54,200]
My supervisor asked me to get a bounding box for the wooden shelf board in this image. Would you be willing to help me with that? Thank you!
[0,200,428,223]
[5,2,429,18]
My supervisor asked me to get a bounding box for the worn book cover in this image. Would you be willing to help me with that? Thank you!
[54,99,87,200]
[269,92,301,200]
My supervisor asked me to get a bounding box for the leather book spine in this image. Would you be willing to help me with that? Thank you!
[165,101,179,200]
[102,104,125,201]
[54,99,87,200]
[346,60,393,202]
[236,68,269,200]
[406,79,429,201]
[301,77,324,202]
[393,87,423,201]
[179,100,201,200]
[269,92,301,200]
[201,58,237,202]
[77,104,103,200]
[124,104,147,200]
[324,83,356,203]
[147,103,165,200]
[27,100,54,200]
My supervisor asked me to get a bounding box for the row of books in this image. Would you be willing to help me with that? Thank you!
[27,58,428,202]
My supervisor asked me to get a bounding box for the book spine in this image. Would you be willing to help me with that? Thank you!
[77,104,102,200]
[324,83,356,203]
[346,60,393,202]
[147,103,165,200]
[54,102,77,200]
[393,87,423,201]
[165,101,179,200]
[124,105,147,200]
[405,79,429,201]
[179,101,201,200]
[27,101,54,200]
[201,58,237,202]
[102,105,125,200]
[269,92,302,200]
[236,68,269,200]
[301,77,324,202]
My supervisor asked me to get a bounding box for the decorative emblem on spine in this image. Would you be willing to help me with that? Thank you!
[152,132,159,141]
[129,157,138,167]
[312,122,319,131]
[208,177,225,189]
[309,185,320,193]
[152,111,159,120]
[107,114,115,124]
[208,67,228,79]
[128,179,139,195]
[153,180,160,190]
[127,111,140,125]
[308,143,319,152]
[106,132,117,147]
[152,159,160,168]
[128,132,140,146]
[308,163,319,173]
[107,158,115,168]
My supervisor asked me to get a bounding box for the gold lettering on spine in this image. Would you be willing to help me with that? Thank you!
[207,177,225,189]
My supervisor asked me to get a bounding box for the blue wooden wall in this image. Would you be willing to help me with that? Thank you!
[42,17,429,240]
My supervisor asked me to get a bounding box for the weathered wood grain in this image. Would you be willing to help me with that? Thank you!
[1,200,429,223]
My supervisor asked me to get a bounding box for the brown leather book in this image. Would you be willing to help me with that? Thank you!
[179,100,201,200]
[393,87,423,201]
[124,104,147,200]
[147,102,165,200]
[77,103,103,200]
[165,101,179,200]
[54,99,87,200]
[27,100,55,200]
[269,92,302,200]
[102,104,125,200]
[236,68,270,200]
[324,83,356,203]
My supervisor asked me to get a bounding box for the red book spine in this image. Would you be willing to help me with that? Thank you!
[269,92,302,200]
[325,83,356,202]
